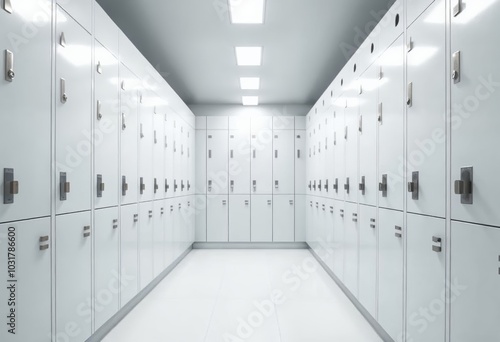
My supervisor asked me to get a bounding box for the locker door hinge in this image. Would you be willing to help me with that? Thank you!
[39,236,49,251]
[122,176,128,196]
[97,174,105,198]
[60,172,70,201]
[408,171,419,200]
[3,168,18,204]
[379,174,388,197]
[453,0,462,17]
[359,176,365,195]
[452,51,461,84]
[4,50,15,82]
[432,236,442,253]
[395,226,402,238]
[454,167,473,204]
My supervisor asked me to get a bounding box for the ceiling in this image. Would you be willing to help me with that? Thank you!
[96,0,395,106]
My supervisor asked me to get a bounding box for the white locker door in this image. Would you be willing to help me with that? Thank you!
[0,218,50,342]
[178,198,192,252]
[316,200,328,259]
[138,202,153,290]
[120,204,139,307]
[406,214,445,342]
[55,211,92,342]
[306,197,313,244]
[358,65,379,207]
[187,197,196,245]
[173,115,182,196]
[195,129,207,194]
[0,0,51,223]
[273,116,295,130]
[332,200,345,281]
[324,114,335,199]
[324,199,335,271]
[358,205,377,319]
[152,108,165,200]
[295,195,306,242]
[251,130,273,194]
[407,2,446,218]
[207,130,229,195]
[195,195,207,242]
[94,207,119,330]
[378,208,404,342]
[153,200,165,278]
[344,90,359,204]
[207,195,228,242]
[138,92,153,202]
[273,131,295,194]
[295,130,306,195]
[95,42,119,209]
[180,124,189,195]
[407,0,435,26]
[120,65,139,205]
[57,0,92,32]
[450,222,500,341]
[315,120,325,196]
[343,202,359,297]
[229,130,251,195]
[164,112,174,198]
[55,8,92,215]
[451,0,500,227]
[378,36,404,211]
[251,195,273,242]
[273,195,295,242]
[229,195,251,242]
[164,199,175,266]
[378,0,403,52]
[188,128,195,195]
[333,107,345,200]
[310,200,321,255]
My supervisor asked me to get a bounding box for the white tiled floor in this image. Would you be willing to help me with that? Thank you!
[103,249,382,342]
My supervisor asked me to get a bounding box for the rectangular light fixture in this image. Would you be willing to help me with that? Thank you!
[242,96,259,106]
[229,0,265,24]
[240,77,260,90]
[235,47,262,66]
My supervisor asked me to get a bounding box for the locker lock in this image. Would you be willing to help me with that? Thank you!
[340,209,344,218]
[5,50,15,81]
[83,226,91,238]
[3,168,19,204]
[133,214,139,222]
[454,167,473,204]
[113,219,118,229]
[149,210,153,218]
[432,236,442,253]
[370,218,376,229]
[352,213,358,223]
[60,172,70,201]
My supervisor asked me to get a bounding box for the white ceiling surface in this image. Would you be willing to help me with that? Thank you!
[96,0,394,106]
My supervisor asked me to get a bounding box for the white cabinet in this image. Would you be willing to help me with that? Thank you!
[344,88,359,204]
[407,1,446,218]
[138,202,154,290]
[152,108,165,200]
[120,204,139,307]
[358,205,377,318]
[207,130,229,195]
[273,195,295,242]
[323,114,335,199]
[251,195,273,242]
[378,36,404,211]
[295,130,306,194]
[138,92,154,202]
[450,221,500,341]
[229,116,250,130]
[94,207,119,330]
[273,130,295,194]
[195,130,207,194]
[333,106,345,200]
[194,195,207,242]
[332,200,345,281]
[251,131,273,194]
[229,130,251,195]
[153,200,165,278]
[120,64,139,205]
[94,41,119,209]
[0,0,51,223]
[0,218,51,342]
[406,0,435,26]
[343,202,359,297]
[378,208,404,342]
[55,8,92,214]
[164,112,175,198]
[406,214,445,342]
[229,195,251,242]
[450,0,500,227]
[55,211,92,342]
[207,195,228,242]
[57,0,92,33]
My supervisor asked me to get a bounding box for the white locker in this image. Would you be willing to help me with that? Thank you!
[120,64,139,205]
[295,130,306,194]
[273,195,295,242]
[179,122,189,194]
[94,41,119,209]
[229,130,251,195]
[187,128,195,195]
[294,195,306,242]
[153,200,165,278]
[187,196,196,245]
[152,106,165,200]
[0,0,51,223]
[406,214,445,342]
[450,0,500,227]
[55,211,92,342]
[406,1,446,218]
[138,92,154,202]
[316,200,328,261]
[120,204,139,307]
[323,199,336,271]
[273,116,295,130]
[207,116,229,130]
[333,105,345,200]
[344,87,359,204]
[94,207,119,330]
[55,8,92,215]
[94,3,119,58]
[178,198,194,251]
[378,208,404,342]
[229,116,250,130]
[164,199,175,265]
[406,0,435,27]
[358,205,377,319]
[324,113,335,199]
[251,116,273,133]
[172,199,183,258]
[251,195,273,242]
[358,65,379,206]
[378,0,403,53]
[309,199,321,255]
[343,202,359,297]
[207,195,228,242]
[57,0,92,33]
[378,36,404,211]
[0,218,51,342]
[172,114,182,196]
[194,195,207,242]
[295,116,306,130]
[229,195,251,242]
[207,130,229,195]
[251,130,273,194]
[164,111,175,198]
[305,197,314,244]
[450,222,500,341]
[273,130,295,194]
[138,202,154,290]
[332,200,345,281]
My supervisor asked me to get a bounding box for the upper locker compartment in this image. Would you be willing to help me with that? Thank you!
[378,0,404,54]
[407,0,435,27]
[94,2,119,58]
[57,0,93,33]
[0,0,52,223]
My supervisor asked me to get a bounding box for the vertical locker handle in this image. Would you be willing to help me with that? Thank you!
[97,100,102,120]
[122,113,126,130]
[140,124,144,138]
[3,0,12,13]
[230,150,234,159]
[5,50,14,82]
[453,0,462,16]
[275,150,278,158]
[407,82,413,107]
[452,51,461,83]
[60,32,66,47]
[97,61,103,74]
[208,150,212,159]
[378,103,383,123]
[297,149,301,159]
[253,149,256,159]
[60,78,67,103]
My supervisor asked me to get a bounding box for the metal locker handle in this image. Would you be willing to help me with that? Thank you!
[83,226,91,238]
[208,150,212,158]
[230,180,234,192]
[97,100,102,120]
[121,80,126,90]
[149,210,153,218]
[253,180,257,192]
[432,236,442,253]
[407,37,414,52]
[60,32,66,47]
[359,176,365,194]
[3,168,18,204]
[134,214,139,222]
[407,82,413,107]
[113,219,118,229]
[60,78,68,103]
[97,61,103,74]
[452,51,461,84]
[122,176,128,196]
[378,103,383,123]
[3,0,13,13]
[253,150,256,158]
[230,150,234,159]
[275,150,278,158]
[5,50,14,82]
[154,131,157,144]
[454,167,473,204]
[275,180,279,189]
[453,0,462,16]
[208,180,212,192]
[122,113,126,130]
[297,150,301,159]
[140,124,144,138]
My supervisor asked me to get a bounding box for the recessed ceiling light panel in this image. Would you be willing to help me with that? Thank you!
[235,47,262,66]
[229,0,265,24]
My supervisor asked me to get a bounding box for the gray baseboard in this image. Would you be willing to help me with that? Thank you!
[308,246,394,342]
[192,242,309,249]
[87,245,193,342]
